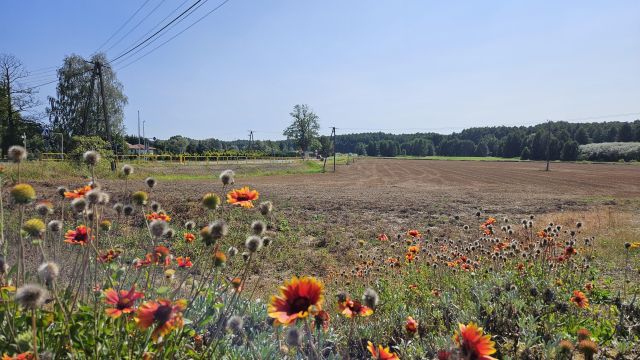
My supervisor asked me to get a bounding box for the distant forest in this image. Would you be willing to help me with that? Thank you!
[138,120,640,162]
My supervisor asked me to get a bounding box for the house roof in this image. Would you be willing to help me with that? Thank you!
[126,143,156,150]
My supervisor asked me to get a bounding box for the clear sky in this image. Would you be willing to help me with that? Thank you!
[2,0,639,140]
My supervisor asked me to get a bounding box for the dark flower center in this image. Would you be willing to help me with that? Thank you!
[288,296,311,314]
[154,305,173,324]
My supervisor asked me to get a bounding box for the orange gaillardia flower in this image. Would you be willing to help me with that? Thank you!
[338,298,373,318]
[176,256,193,268]
[104,286,144,319]
[453,322,497,360]
[367,341,400,360]
[64,185,92,199]
[135,299,187,341]
[146,212,171,222]
[97,248,122,263]
[407,229,421,238]
[151,246,172,266]
[377,233,389,241]
[268,276,324,325]
[570,290,589,308]
[2,352,35,360]
[406,316,418,334]
[64,225,91,245]
[184,233,195,243]
[226,186,259,208]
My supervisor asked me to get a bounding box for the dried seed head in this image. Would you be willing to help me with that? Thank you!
[228,246,238,257]
[251,220,266,235]
[22,218,45,237]
[36,201,54,216]
[15,284,47,309]
[362,288,379,309]
[258,201,273,216]
[184,221,195,230]
[145,177,156,189]
[262,236,271,247]
[86,189,102,205]
[56,186,68,197]
[47,220,62,233]
[10,183,36,204]
[38,262,60,286]
[164,228,175,239]
[226,315,244,334]
[123,205,134,216]
[285,327,302,347]
[202,193,221,210]
[131,191,148,206]
[71,197,87,213]
[245,235,263,253]
[219,170,235,186]
[336,291,348,303]
[83,151,100,166]
[8,145,27,163]
[122,164,133,176]
[113,203,123,214]
[150,220,168,238]
[209,220,228,240]
[150,201,161,212]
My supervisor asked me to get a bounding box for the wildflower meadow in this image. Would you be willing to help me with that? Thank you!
[0,145,638,359]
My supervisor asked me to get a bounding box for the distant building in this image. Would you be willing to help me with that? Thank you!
[127,143,156,155]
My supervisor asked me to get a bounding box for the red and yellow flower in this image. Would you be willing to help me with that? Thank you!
[184,232,195,243]
[104,285,144,319]
[338,298,373,318]
[268,276,324,325]
[407,229,421,238]
[453,322,497,360]
[146,212,171,222]
[151,246,172,266]
[64,225,91,245]
[367,341,399,360]
[570,290,589,308]
[2,352,35,360]
[377,233,389,241]
[135,299,187,341]
[406,316,418,334]
[64,185,92,199]
[97,248,122,263]
[176,256,193,268]
[226,186,259,208]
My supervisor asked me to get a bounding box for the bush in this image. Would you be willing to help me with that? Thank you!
[578,142,640,162]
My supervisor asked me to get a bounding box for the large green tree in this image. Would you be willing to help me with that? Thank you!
[47,53,127,145]
[283,104,320,155]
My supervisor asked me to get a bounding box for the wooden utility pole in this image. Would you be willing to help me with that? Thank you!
[545,120,552,171]
[96,61,115,170]
[331,126,336,172]
[248,130,254,151]
[81,67,98,135]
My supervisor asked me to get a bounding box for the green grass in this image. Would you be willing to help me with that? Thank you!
[389,155,522,161]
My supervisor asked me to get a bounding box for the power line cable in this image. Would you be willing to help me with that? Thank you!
[109,0,206,63]
[94,0,154,53]
[104,0,169,54]
[112,0,217,67]
[116,0,231,70]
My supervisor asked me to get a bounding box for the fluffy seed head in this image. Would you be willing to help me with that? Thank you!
[262,236,271,247]
[251,220,266,235]
[184,221,195,230]
[11,183,36,204]
[219,170,235,186]
[362,288,379,309]
[245,235,263,253]
[123,205,134,216]
[113,203,123,214]
[86,189,102,205]
[99,192,110,205]
[258,201,273,216]
[202,193,221,210]
[71,197,87,213]
[122,164,133,176]
[145,177,156,189]
[47,220,62,233]
[226,315,244,334]
[8,145,27,163]
[83,150,100,166]
[36,201,54,216]
[150,201,161,212]
[100,220,112,232]
[132,191,148,206]
[22,218,45,237]
[228,246,238,257]
[0,256,8,274]
[150,220,168,238]
[164,228,175,239]
[285,327,302,347]
[15,284,47,309]
[38,262,60,286]
[56,186,68,197]
[209,220,228,240]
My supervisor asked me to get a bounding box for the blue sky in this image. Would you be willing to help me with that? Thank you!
[3,1,639,140]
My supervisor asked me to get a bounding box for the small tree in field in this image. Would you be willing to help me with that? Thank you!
[283,104,320,157]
